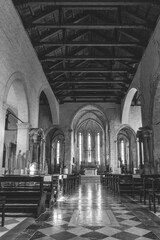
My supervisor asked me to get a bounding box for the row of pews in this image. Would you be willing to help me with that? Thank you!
[101,173,160,214]
[0,173,81,226]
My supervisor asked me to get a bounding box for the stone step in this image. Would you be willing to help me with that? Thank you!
[80,175,100,183]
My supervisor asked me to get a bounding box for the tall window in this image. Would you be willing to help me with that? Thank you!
[120,139,125,164]
[97,133,100,163]
[79,132,82,163]
[56,140,60,164]
[88,133,91,162]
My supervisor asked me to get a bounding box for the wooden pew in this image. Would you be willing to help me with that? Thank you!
[108,173,113,189]
[0,196,6,226]
[75,174,81,186]
[148,178,160,212]
[62,174,80,196]
[0,175,46,218]
[100,173,108,185]
[132,174,143,199]
[140,174,160,205]
[67,175,75,195]
[43,175,59,207]
[52,175,60,201]
[62,176,68,196]
[116,174,133,195]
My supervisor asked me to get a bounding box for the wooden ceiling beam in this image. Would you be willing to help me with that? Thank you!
[55,88,123,92]
[59,99,120,103]
[60,6,118,10]
[66,76,129,80]
[61,96,120,98]
[31,23,153,30]
[14,0,159,7]
[56,91,123,96]
[41,56,138,61]
[39,29,61,42]
[49,75,131,82]
[32,8,57,23]
[35,41,144,47]
[50,80,125,84]
[124,9,148,24]
[47,68,130,73]
[58,95,120,98]
[94,45,141,61]
[119,30,140,43]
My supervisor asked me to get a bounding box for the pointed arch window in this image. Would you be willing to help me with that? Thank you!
[79,132,82,163]
[120,139,125,164]
[56,140,60,164]
[97,132,100,163]
[88,133,91,162]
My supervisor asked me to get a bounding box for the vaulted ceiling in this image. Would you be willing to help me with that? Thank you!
[12,0,160,104]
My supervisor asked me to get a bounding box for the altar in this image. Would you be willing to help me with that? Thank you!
[84,168,97,176]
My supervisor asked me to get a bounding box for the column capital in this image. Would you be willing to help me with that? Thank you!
[143,130,152,138]
[138,126,152,138]
[29,128,45,143]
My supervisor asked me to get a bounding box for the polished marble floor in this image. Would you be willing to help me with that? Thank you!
[1,181,160,240]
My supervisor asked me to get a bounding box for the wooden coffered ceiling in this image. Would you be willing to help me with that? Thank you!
[12,0,160,104]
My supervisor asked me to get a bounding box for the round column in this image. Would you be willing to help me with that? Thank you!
[0,105,7,170]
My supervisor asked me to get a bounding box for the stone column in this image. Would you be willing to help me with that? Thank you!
[143,132,149,160]
[29,128,45,172]
[61,139,65,170]
[148,130,153,167]
[138,127,153,174]
[137,130,143,170]
[139,140,143,169]
[65,128,72,174]
[0,105,7,170]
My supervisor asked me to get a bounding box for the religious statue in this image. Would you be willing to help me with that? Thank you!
[17,150,22,169]
[21,152,26,170]
[44,161,48,174]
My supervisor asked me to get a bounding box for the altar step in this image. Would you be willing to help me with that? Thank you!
[80,175,100,183]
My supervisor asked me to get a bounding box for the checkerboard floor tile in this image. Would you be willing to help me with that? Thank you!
[1,183,160,240]
[0,216,28,237]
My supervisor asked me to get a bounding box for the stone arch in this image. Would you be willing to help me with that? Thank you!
[122,87,142,134]
[70,104,110,174]
[1,72,30,171]
[116,124,136,136]
[71,103,109,129]
[38,85,59,125]
[3,72,29,122]
[116,124,137,173]
[122,88,137,124]
[44,126,65,174]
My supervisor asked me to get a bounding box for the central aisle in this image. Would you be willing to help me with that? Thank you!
[15,181,160,240]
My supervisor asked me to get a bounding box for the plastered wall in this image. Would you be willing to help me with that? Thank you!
[0,0,58,166]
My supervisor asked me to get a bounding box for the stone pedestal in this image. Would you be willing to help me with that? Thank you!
[84,168,97,176]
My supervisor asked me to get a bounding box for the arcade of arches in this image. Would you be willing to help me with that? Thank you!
[0,93,155,176]
[1,0,160,178]
[0,71,159,177]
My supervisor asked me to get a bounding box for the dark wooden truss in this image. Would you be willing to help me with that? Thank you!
[13,0,160,104]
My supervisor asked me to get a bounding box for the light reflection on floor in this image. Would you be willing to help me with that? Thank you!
[1,180,160,239]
